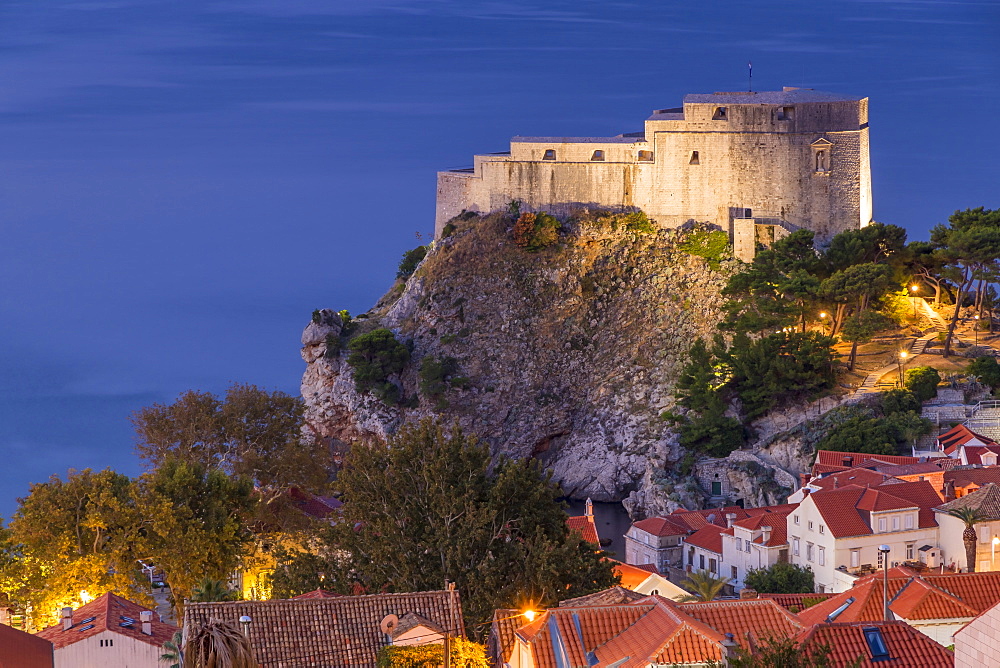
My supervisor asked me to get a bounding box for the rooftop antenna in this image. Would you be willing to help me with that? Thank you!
[748,60,753,92]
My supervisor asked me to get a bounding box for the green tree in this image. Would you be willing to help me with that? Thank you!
[708,637,859,668]
[268,528,346,599]
[816,410,931,457]
[377,638,489,668]
[131,384,328,519]
[190,577,239,602]
[968,356,1000,389]
[743,562,814,594]
[903,240,949,307]
[840,310,895,370]
[678,570,730,602]
[160,630,184,668]
[947,507,987,573]
[346,328,410,404]
[879,389,922,415]
[825,222,907,271]
[140,459,256,618]
[512,212,560,250]
[672,338,746,457]
[931,207,1000,356]
[904,366,941,402]
[7,469,150,628]
[397,245,428,280]
[819,262,898,349]
[330,419,617,636]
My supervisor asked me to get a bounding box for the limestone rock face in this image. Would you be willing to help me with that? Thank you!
[301,214,738,513]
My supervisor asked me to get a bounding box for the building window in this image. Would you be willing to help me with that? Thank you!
[637,150,653,162]
[709,558,717,574]
[688,546,695,564]
[892,516,899,531]
[806,543,814,562]
[819,546,826,566]
[794,515,799,525]
[878,518,886,533]
[863,627,890,661]
[713,106,727,120]
[689,150,700,165]
[819,524,825,535]
[591,150,605,161]
[851,549,860,568]
[981,527,991,544]
[700,554,705,570]
[732,566,739,580]
[808,521,814,531]
[793,537,800,556]
[745,539,751,552]
[904,514,914,530]
[543,149,556,160]
[906,543,915,560]
[778,106,795,121]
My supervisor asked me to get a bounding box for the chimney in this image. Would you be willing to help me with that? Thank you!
[833,477,840,489]
[799,473,810,488]
[802,488,811,497]
[722,633,739,663]
[726,513,737,528]
[944,480,956,501]
[140,611,153,636]
[761,526,772,544]
[842,456,853,467]
[585,497,593,518]
[61,607,73,631]
[739,588,758,600]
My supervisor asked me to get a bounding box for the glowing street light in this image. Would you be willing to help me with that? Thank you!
[910,284,919,319]
[79,591,93,604]
[975,314,980,346]
[897,350,908,387]
[523,610,537,622]
[992,536,999,571]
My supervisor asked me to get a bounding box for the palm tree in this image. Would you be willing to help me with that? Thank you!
[947,507,988,573]
[190,578,238,603]
[160,631,183,668]
[679,570,731,602]
[183,620,257,668]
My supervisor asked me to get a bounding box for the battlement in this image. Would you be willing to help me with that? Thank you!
[435,87,872,248]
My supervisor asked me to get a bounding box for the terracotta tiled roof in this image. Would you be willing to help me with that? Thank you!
[0,623,53,667]
[936,482,1000,520]
[592,602,725,668]
[872,461,946,477]
[758,592,836,611]
[566,514,601,544]
[744,503,799,516]
[815,450,919,469]
[610,559,657,589]
[922,570,1000,612]
[963,445,1000,466]
[797,578,890,627]
[288,486,342,520]
[489,609,520,665]
[873,480,941,528]
[670,506,749,530]
[558,586,647,607]
[36,592,176,651]
[732,512,790,547]
[813,467,893,491]
[808,487,873,538]
[677,599,803,649]
[797,621,953,667]
[683,524,725,554]
[809,480,940,539]
[940,424,996,453]
[389,611,444,640]
[946,466,1000,489]
[889,577,979,620]
[184,590,463,668]
[524,603,653,668]
[632,563,660,574]
[632,516,691,537]
[291,589,342,599]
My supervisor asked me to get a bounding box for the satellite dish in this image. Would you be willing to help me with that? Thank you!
[379,614,399,635]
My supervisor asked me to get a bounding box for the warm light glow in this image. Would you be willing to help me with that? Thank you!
[79,590,93,604]
[899,351,908,359]
[819,312,828,319]
[911,285,919,293]
[523,610,537,622]
[993,537,999,546]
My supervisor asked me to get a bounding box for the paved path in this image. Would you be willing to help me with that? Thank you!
[853,298,946,397]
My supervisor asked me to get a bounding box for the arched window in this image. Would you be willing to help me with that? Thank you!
[591,150,605,161]
[543,149,556,160]
[689,150,700,165]
[713,107,727,120]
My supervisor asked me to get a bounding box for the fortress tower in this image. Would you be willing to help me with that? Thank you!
[435,87,872,258]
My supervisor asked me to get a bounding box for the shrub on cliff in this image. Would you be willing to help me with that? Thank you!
[397,245,427,280]
[744,562,814,594]
[968,356,1000,388]
[346,328,410,404]
[904,365,941,402]
[513,211,560,250]
[679,228,730,270]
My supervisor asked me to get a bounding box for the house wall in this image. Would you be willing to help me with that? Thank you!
[684,542,723,577]
[53,631,161,668]
[436,95,870,245]
[722,528,785,590]
[899,617,970,648]
[788,497,937,593]
[624,527,683,571]
[393,626,444,647]
[936,513,1000,572]
[955,601,1000,668]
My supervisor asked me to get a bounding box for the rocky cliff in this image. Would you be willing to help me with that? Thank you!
[301,212,743,515]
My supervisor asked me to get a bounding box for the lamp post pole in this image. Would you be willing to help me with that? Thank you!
[993,537,998,571]
[879,545,891,621]
[897,351,908,388]
[975,315,980,346]
[911,285,919,320]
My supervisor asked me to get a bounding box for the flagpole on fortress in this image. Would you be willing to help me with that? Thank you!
[748,61,752,92]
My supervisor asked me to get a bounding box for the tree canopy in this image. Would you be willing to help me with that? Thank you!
[744,562,814,594]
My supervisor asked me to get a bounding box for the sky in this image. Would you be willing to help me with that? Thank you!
[0,0,998,516]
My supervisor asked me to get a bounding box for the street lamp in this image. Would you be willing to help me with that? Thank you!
[910,285,919,319]
[897,351,908,388]
[878,545,891,621]
[975,315,980,346]
[239,615,252,637]
[992,537,999,570]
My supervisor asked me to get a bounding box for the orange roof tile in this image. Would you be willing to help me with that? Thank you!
[0,623,53,668]
[632,516,691,537]
[566,514,601,544]
[526,604,653,668]
[558,586,647,608]
[797,621,953,667]
[758,592,836,611]
[815,450,919,469]
[670,506,749,530]
[890,577,978,620]
[677,599,803,649]
[684,524,725,553]
[946,467,1000,489]
[922,570,1000,612]
[35,592,176,651]
[939,424,996,452]
[963,444,1000,466]
[610,559,656,589]
[797,579,890,627]
[291,588,342,599]
[808,486,873,538]
[813,467,892,491]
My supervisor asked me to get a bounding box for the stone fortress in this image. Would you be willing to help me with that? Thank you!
[435,87,872,259]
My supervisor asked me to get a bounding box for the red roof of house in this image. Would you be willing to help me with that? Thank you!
[796,621,953,667]
[291,589,342,600]
[731,512,790,547]
[757,592,836,611]
[808,480,940,538]
[963,444,1000,466]
[683,524,725,554]
[632,516,691,537]
[566,514,601,545]
[812,467,893,491]
[808,487,875,538]
[939,424,996,454]
[35,592,176,650]
[0,623,53,668]
[610,559,658,589]
[677,599,803,649]
[936,482,1000,520]
[946,467,1000,489]
[670,506,749,531]
[288,486,342,520]
[815,450,919,470]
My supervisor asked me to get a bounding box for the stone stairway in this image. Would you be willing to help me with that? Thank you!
[966,402,1000,441]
